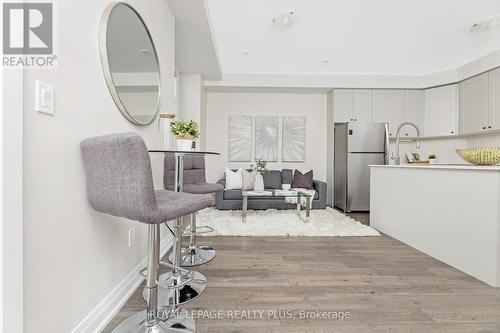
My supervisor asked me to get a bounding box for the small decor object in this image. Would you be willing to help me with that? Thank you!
[428,154,436,164]
[170,120,199,151]
[228,116,252,161]
[255,116,279,161]
[456,148,500,166]
[406,152,429,164]
[292,169,313,189]
[224,167,243,190]
[251,158,268,192]
[282,116,306,162]
[242,169,257,190]
[282,184,291,191]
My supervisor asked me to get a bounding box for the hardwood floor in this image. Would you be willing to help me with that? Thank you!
[103,214,500,333]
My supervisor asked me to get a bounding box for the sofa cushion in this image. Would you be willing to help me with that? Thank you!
[292,170,314,189]
[263,170,282,189]
[223,190,243,200]
[282,169,293,185]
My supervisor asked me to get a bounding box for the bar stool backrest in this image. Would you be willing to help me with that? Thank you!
[164,154,206,189]
[80,132,158,223]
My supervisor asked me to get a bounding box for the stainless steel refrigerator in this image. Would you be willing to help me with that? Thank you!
[334,122,388,212]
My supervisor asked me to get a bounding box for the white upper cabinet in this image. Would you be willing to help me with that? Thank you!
[333,89,354,122]
[372,90,389,123]
[387,90,405,137]
[403,90,424,137]
[489,67,500,131]
[424,84,459,137]
[353,90,372,122]
[460,73,489,134]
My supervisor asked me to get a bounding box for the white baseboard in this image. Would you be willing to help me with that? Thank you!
[71,235,173,333]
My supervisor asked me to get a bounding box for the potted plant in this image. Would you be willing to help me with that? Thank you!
[428,154,436,164]
[170,120,199,151]
[250,158,268,192]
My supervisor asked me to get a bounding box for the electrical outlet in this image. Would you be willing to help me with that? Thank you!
[128,227,136,247]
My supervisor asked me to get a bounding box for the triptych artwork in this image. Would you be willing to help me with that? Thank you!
[228,115,306,162]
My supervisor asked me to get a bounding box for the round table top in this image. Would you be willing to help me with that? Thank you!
[148,149,220,155]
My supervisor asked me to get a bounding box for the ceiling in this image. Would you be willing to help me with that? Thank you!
[206,0,500,77]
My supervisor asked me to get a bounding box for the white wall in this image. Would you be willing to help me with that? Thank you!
[178,73,203,121]
[178,73,205,148]
[205,92,327,183]
[1,68,24,333]
[22,1,175,332]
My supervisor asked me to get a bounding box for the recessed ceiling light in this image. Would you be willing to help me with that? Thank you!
[241,50,251,56]
[471,15,500,32]
[273,10,297,28]
[321,58,332,64]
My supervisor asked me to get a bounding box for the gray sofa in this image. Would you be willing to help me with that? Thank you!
[215,169,327,210]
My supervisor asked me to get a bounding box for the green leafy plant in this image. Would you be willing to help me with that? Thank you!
[250,158,268,175]
[170,120,200,139]
[428,154,436,159]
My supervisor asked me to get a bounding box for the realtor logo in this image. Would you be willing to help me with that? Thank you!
[2,2,56,67]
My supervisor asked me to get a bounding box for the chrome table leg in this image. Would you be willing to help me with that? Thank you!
[296,192,301,217]
[242,194,248,223]
[305,196,311,223]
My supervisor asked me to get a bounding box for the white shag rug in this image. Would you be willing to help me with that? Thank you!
[197,207,380,237]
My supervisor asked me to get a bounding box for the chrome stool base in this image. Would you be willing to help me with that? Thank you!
[143,270,207,306]
[168,245,216,267]
[111,308,195,333]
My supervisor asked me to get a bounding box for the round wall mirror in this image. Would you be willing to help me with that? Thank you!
[99,3,161,126]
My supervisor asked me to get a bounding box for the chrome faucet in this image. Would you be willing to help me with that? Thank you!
[394,122,421,165]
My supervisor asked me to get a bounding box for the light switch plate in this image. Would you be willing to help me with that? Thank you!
[35,81,55,115]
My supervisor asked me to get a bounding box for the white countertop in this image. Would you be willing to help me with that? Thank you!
[369,164,500,171]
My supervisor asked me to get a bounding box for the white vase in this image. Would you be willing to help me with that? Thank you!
[176,139,193,151]
[254,173,264,192]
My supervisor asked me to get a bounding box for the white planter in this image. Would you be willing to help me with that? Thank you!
[176,139,193,151]
[429,159,436,164]
[254,173,264,192]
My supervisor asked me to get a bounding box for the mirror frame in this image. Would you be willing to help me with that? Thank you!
[98,2,162,126]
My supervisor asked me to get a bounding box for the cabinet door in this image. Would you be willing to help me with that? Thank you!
[333,89,353,122]
[424,85,459,137]
[489,68,500,130]
[404,90,424,137]
[353,90,372,122]
[387,90,404,138]
[372,90,389,123]
[460,73,489,134]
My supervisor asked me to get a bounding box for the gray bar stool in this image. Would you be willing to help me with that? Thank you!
[164,154,223,266]
[81,132,214,333]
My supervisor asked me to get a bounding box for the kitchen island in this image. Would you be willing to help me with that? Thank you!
[370,164,500,287]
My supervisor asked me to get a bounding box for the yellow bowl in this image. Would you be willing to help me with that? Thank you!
[456,148,500,166]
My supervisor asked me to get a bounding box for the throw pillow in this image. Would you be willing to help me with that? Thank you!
[263,170,283,189]
[225,167,243,190]
[242,169,257,190]
[291,169,314,189]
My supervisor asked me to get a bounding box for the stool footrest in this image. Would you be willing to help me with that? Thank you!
[139,262,194,290]
[182,225,214,237]
[156,271,194,290]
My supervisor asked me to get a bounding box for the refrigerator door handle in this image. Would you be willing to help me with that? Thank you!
[384,123,390,165]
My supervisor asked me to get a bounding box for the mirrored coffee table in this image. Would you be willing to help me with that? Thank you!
[242,190,313,223]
